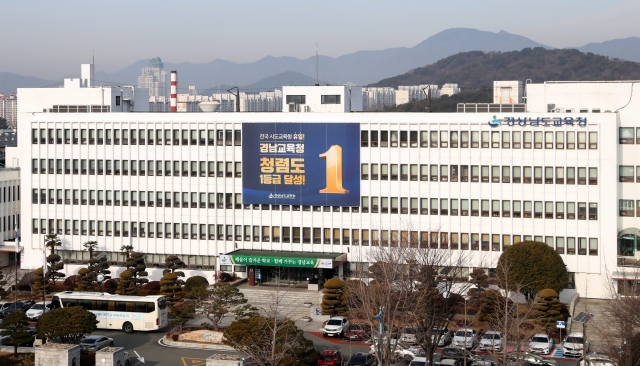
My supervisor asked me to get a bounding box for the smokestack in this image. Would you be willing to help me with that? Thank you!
[170,71,177,112]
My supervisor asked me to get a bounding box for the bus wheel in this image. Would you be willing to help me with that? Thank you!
[123,322,134,334]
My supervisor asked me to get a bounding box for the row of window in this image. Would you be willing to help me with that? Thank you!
[32,128,242,146]
[0,185,19,203]
[32,189,242,208]
[361,197,598,219]
[619,128,640,144]
[618,166,640,182]
[59,250,218,270]
[619,200,640,217]
[360,130,598,150]
[361,164,598,185]
[32,159,241,178]
[33,219,598,255]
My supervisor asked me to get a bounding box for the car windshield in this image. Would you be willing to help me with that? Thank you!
[31,304,45,310]
[322,355,334,361]
[327,319,342,326]
[350,324,365,330]
[526,354,544,361]
[81,338,96,344]
[456,330,473,337]
[566,337,583,343]
[350,355,367,363]
[404,328,416,334]
[410,362,426,366]
[483,333,501,339]
[532,336,548,342]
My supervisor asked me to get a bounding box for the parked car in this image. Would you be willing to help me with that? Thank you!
[432,326,452,347]
[410,357,429,366]
[0,301,27,318]
[396,346,427,360]
[317,349,344,366]
[25,301,52,320]
[22,300,35,311]
[479,331,503,352]
[0,301,11,310]
[529,334,554,355]
[579,354,617,366]
[322,316,350,337]
[345,323,370,341]
[369,338,406,355]
[347,352,377,366]
[80,335,113,352]
[501,352,558,366]
[2,330,37,347]
[440,347,494,366]
[563,332,589,357]
[400,327,419,344]
[452,328,478,349]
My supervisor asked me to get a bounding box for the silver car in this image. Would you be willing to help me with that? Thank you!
[80,335,113,352]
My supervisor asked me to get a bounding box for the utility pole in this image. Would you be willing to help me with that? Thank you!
[422,85,431,112]
[227,87,240,112]
[315,44,319,86]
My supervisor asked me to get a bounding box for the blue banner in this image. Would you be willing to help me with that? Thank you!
[242,123,360,206]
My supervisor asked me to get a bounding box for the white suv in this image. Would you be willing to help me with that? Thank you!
[452,328,478,349]
[26,301,52,321]
[563,332,589,357]
[322,316,350,337]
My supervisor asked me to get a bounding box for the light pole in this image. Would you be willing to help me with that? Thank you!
[42,235,47,306]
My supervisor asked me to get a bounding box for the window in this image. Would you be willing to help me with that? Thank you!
[556,202,564,219]
[620,200,634,216]
[481,131,489,148]
[589,203,598,220]
[450,131,458,148]
[578,167,587,185]
[523,201,532,218]
[513,131,521,149]
[410,131,418,147]
[512,166,521,183]
[534,131,543,149]
[567,202,576,219]
[471,131,479,148]
[578,132,586,149]
[381,131,388,147]
[361,164,368,180]
[545,167,553,184]
[461,165,469,182]
[567,238,576,254]
[589,132,597,149]
[286,94,307,105]
[420,131,428,147]
[523,167,532,183]
[555,131,564,149]
[320,95,340,104]
[534,201,543,218]
[545,202,553,219]
[471,199,479,216]
[589,238,598,255]
[361,131,369,147]
[440,131,448,148]
[461,199,469,216]
[450,199,458,216]
[492,200,499,217]
[578,238,587,255]
[523,131,532,149]
[390,131,398,147]
[491,131,499,148]
[492,166,500,183]
[461,131,469,148]
[567,167,575,184]
[556,167,564,184]
[545,131,553,149]
[471,165,479,182]
[589,168,597,185]
[534,167,542,184]
[578,202,587,220]
[502,200,510,217]
[502,131,510,148]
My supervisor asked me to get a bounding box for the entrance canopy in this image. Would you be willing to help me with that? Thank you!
[220,250,346,269]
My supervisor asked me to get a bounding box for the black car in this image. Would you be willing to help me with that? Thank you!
[502,352,558,366]
[0,301,27,318]
[347,352,377,366]
[441,347,494,366]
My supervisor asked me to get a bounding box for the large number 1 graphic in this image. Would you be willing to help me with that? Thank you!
[319,145,349,194]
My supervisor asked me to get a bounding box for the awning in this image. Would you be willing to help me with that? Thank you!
[220,250,346,269]
[618,228,640,238]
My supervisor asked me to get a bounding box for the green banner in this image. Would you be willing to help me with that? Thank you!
[220,255,333,268]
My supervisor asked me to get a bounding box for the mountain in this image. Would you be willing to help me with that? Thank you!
[240,71,327,92]
[370,48,640,91]
[576,37,640,63]
[0,72,58,93]
[94,28,551,90]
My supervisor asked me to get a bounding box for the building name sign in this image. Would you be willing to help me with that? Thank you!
[488,116,588,128]
[220,254,333,268]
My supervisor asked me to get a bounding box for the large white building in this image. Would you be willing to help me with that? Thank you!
[9,71,640,300]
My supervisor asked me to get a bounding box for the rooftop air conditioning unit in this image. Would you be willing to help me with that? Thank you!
[547,103,556,113]
[288,103,300,112]
[554,107,565,113]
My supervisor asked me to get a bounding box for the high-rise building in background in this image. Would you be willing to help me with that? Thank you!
[0,93,17,128]
[137,57,167,98]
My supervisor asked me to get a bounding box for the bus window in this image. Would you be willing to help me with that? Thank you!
[108,301,116,311]
[147,302,155,313]
[135,302,147,313]
[63,299,78,307]
[96,300,109,311]
[51,296,61,309]
[158,298,167,310]
[126,302,135,312]
[79,300,95,310]
[116,301,128,312]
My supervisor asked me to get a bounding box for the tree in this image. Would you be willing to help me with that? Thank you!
[31,267,52,300]
[223,316,316,366]
[0,117,8,130]
[534,289,566,326]
[44,234,65,286]
[321,278,349,316]
[37,306,98,344]
[190,283,257,331]
[120,247,148,288]
[496,241,568,299]
[115,270,137,295]
[160,255,186,306]
[169,301,196,332]
[0,267,8,299]
[76,241,111,291]
[1,312,32,356]
[184,275,209,293]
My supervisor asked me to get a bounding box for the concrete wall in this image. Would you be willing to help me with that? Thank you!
[96,347,128,366]
[34,344,81,366]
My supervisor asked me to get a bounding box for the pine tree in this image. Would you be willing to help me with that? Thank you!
[1,312,32,356]
[120,246,148,288]
[0,267,8,299]
[31,267,52,300]
[321,278,349,316]
[160,255,186,306]
[44,234,65,286]
[115,270,137,295]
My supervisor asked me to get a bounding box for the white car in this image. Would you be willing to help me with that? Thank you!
[580,354,617,366]
[400,327,418,344]
[563,332,589,357]
[432,326,452,346]
[529,333,554,354]
[322,316,350,337]
[452,328,478,349]
[479,331,503,351]
[25,301,52,320]
[369,338,405,355]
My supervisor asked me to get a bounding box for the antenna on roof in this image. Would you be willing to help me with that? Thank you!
[92,49,95,86]
[315,44,319,86]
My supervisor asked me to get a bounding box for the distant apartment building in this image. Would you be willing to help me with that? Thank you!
[441,83,461,97]
[0,93,17,128]
[362,87,396,111]
[212,91,283,112]
[398,85,441,102]
[137,57,167,98]
[493,81,524,104]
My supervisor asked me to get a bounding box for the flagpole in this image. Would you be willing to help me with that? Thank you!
[14,222,19,305]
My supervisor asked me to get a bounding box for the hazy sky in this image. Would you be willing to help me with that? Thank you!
[3,0,639,79]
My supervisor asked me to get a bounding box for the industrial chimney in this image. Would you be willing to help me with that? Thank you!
[170,71,177,112]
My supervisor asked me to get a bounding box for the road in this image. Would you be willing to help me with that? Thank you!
[87,327,580,366]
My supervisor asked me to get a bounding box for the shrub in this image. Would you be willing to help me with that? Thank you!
[185,276,209,292]
[219,272,236,282]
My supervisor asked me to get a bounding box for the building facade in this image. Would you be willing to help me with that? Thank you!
[137,57,167,98]
[0,93,17,128]
[0,168,21,267]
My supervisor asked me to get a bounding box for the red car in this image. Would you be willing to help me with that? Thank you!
[345,323,371,341]
[317,349,344,366]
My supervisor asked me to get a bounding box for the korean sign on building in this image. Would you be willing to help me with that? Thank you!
[488,115,588,128]
[242,123,360,206]
[220,254,333,269]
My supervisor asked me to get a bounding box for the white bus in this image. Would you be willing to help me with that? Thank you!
[51,291,168,333]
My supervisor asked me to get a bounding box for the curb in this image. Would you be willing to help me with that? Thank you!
[157,336,237,352]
